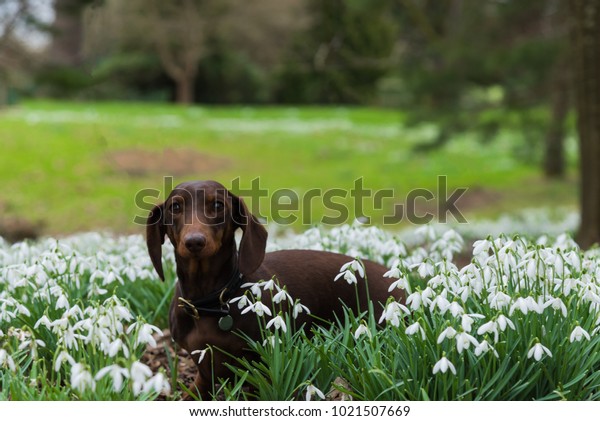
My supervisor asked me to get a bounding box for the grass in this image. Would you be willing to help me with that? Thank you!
[0,100,578,235]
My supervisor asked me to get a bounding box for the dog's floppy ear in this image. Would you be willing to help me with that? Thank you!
[231,194,268,276]
[146,203,166,281]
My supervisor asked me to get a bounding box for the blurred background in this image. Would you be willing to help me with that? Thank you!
[0,0,598,246]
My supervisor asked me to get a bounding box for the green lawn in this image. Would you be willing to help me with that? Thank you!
[0,100,577,235]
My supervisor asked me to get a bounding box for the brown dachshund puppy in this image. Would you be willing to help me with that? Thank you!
[146,180,403,399]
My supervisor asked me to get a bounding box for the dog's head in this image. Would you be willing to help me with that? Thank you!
[145,180,268,281]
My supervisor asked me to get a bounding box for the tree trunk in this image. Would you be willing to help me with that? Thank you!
[49,0,85,66]
[543,60,569,178]
[570,0,600,248]
[175,74,195,105]
[0,78,7,108]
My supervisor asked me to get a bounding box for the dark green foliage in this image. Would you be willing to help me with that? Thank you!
[275,0,397,104]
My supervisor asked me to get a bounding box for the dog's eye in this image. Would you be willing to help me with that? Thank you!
[214,201,224,211]
[170,202,182,213]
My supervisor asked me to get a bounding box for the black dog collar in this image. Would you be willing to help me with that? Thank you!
[177,264,244,325]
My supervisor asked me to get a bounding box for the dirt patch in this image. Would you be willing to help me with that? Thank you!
[0,201,43,242]
[392,186,502,222]
[141,329,196,400]
[142,329,353,400]
[107,148,232,177]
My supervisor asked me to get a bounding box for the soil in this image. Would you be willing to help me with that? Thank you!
[106,148,232,177]
[141,329,353,401]
[392,185,501,222]
[0,201,43,242]
[141,329,196,400]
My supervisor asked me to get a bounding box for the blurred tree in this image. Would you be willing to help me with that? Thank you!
[113,0,225,104]
[395,0,568,177]
[276,0,398,104]
[0,0,47,106]
[49,0,96,66]
[569,0,600,248]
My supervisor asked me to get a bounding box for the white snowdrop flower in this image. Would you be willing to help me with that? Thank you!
[565,251,581,272]
[65,305,84,320]
[437,326,457,344]
[55,294,69,310]
[553,255,564,277]
[557,278,578,296]
[273,289,292,304]
[384,266,402,279]
[54,350,76,372]
[112,302,133,322]
[266,315,287,333]
[474,340,499,358]
[354,323,371,340]
[90,269,105,284]
[88,283,108,297]
[421,287,435,305]
[417,261,435,278]
[448,302,464,318]
[415,225,437,242]
[455,331,479,353]
[292,301,311,319]
[70,363,96,393]
[340,259,365,278]
[570,326,591,343]
[406,291,423,311]
[34,315,53,329]
[14,303,30,317]
[406,321,426,340]
[378,301,410,327]
[242,282,263,299]
[388,276,410,292]
[457,285,471,303]
[526,259,538,279]
[509,297,530,316]
[60,325,84,350]
[473,239,492,256]
[95,364,129,392]
[477,320,498,342]
[461,314,484,332]
[260,279,277,291]
[305,383,326,401]
[527,342,552,361]
[241,301,272,317]
[130,362,153,396]
[229,294,251,310]
[134,323,162,348]
[430,294,451,314]
[543,297,568,318]
[263,335,282,347]
[106,339,130,358]
[525,296,543,314]
[0,349,16,372]
[101,271,123,286]
[334,269,357,285]
[497,315,516,332]
[433,356,456,375]
[142,372,171,396]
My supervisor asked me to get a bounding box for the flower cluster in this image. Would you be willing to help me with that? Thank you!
[0,233,171,399]
[379,231,600,376]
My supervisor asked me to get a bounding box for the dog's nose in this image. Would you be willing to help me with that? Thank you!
[184,234,207,252]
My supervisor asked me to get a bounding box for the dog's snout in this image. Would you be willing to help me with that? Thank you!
[184,233,207,252]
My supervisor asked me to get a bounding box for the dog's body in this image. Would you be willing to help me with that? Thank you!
[146,180,403,399]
